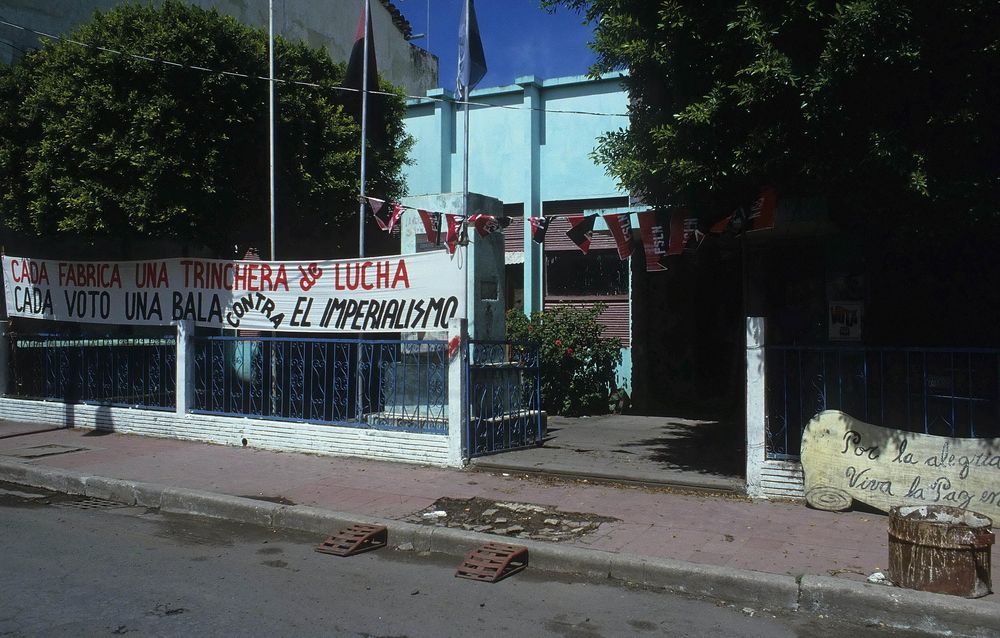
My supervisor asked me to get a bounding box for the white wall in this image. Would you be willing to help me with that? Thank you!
[0,398,453,465]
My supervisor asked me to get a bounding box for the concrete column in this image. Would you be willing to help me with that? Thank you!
[426,88,454,194]
[446,318,468,466]
[745,317,767,498]
[0,320,9,396]
[175,319,194,416]
[519,77,543,316]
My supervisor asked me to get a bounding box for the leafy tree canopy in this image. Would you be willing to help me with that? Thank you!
[544,1,998,231]
[0,0,410,256]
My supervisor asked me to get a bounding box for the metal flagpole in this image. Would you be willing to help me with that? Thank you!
[354,0,372,423]
[460,0,472,464]
[357,0,371,259]
[267,0,278,417]
[462,1,471,336]
[268,0,276,260]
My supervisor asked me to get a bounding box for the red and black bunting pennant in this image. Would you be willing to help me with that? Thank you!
[668,209,686,256]
[367,196,385,216]
[370,197,403,232]
[688,225,706,251]
[417,209,442,245]
[388,202,404,232]
[637,211,669,272]
[668,209,702,255]
[529,216,551,243]
[363,187,775,269]
[468,214,499,237]
[710,206,748,236]
[369,198,403,233]
[603,213,634,260]
[749,186,777,231]
[709,212,731,234]
[444,214,462,255]
[566,214,597,254]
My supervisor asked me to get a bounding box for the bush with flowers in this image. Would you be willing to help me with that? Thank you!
[506,304,622,416]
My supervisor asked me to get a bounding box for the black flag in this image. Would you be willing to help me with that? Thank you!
[456,0,487,101]
[344,1,384,147]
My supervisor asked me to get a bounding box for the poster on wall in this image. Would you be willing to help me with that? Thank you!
[829,301,863,341]
[2,252,465,333]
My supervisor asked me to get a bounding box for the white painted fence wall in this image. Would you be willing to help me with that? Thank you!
[745,317,807,499]
[0,320,468,468]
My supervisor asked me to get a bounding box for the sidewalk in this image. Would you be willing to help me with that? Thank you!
[1,420,997,632]
[473,414,745,492]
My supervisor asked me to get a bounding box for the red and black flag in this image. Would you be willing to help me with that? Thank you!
[687,221,706,251]
[566,214,597,254]
[667,209,702,255]
[370,198,402,232]
[468,214,499,237]
[749,186,777,231]
[444,214,462,255]
[529,216,551,243]
[366,196,385,218]
[603,213,634,260]
[668,209,686,256]
[637,211,669,272]
[344,1,384,147]
[387,202,404,232]
[709,206,748,236]
[418,209,442,245]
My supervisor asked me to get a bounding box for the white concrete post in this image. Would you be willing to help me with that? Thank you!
[175,319,195,416]
[745,317,767,498]
[447,318,468,466]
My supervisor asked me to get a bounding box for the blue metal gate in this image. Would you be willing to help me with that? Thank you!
[466,340,544,458]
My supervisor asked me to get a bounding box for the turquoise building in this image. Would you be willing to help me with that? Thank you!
[402,72,641,393]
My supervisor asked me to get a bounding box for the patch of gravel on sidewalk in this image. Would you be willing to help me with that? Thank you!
[404,496,619,542]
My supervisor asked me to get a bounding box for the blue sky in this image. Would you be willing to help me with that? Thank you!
[395,0,598,92]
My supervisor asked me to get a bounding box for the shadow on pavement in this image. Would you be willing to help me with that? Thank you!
[473,412,746,491]
[623,417,745,478]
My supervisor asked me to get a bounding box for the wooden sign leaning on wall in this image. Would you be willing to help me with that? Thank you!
[801,410,1000,520]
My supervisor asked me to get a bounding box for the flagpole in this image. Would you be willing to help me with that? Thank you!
[354,0,371,424]
[357,0,371,259]
[268,0,276,260]
[461,1,471,340]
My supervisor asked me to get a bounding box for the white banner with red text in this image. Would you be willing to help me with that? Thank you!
[2,252,464,333]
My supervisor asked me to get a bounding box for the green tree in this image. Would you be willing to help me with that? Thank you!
[543,1,999,231]
[0,0,410,256]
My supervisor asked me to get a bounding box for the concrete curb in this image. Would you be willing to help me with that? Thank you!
[2,458,996,635]
[800,575,1000,637]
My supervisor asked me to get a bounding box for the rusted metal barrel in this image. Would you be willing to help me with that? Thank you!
[888,505,994,598]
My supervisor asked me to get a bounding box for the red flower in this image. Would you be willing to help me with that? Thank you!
[554,339,562,346]
[565,347,574,356]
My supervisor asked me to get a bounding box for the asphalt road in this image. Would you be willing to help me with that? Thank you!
[0,483,926,637]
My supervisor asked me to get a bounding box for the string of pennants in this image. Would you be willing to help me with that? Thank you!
[366,186,776,273]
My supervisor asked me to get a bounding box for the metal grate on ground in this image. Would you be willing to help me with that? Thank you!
[50,496,129,510]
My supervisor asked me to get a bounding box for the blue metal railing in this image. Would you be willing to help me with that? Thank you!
[466,340,544,457]
[192,335,448,433]
[765,346,1000,459]
[8,334,177,410]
